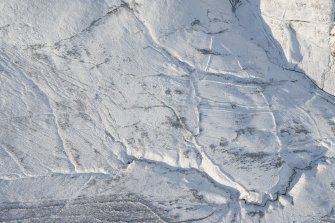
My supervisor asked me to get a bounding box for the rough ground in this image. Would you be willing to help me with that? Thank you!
[0,0,335,222]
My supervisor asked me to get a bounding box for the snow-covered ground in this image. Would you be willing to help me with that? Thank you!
[260,0,335,96]
[0,0,334,222]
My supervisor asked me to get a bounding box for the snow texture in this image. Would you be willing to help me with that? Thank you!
[0,0,334,222]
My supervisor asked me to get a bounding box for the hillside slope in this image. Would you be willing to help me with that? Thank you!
[0,0,334,222]
[260,0,335,96]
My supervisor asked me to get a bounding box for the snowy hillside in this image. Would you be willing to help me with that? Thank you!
[0,0,334,222]
[260,0,335,96]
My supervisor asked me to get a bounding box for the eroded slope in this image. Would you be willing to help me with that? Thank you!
[0,0,335,222]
